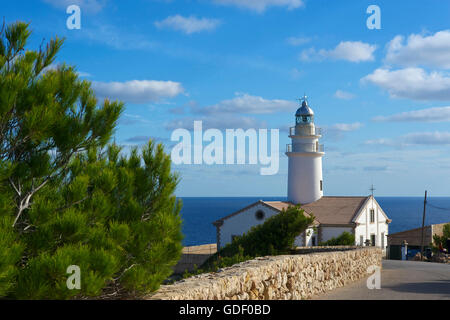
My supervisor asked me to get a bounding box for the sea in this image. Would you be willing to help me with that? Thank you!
[178,197,450,246]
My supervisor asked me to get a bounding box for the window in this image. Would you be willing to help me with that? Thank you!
[370,209,375,223]
[255,210,265,221]
[320,180,323,191]
[360,236,364,246]
[370,234,376,246]
[311,236,316,246]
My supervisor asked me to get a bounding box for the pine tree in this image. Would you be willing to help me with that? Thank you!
[0,21,123,231]
[0,22,183,298]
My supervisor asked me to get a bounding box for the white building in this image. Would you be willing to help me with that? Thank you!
[213,97,391,252]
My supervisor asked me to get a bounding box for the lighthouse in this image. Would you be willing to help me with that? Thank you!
[214,96,390,252]
[286,96,324,204]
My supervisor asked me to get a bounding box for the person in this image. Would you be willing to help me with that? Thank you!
[439,242,444,253]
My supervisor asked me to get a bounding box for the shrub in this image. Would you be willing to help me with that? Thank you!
[319,231,355,246]
[201,205,314,271]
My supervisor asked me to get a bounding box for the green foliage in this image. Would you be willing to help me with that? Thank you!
[9,142,183,299]
[433,223,450,250]
[0,213,24,297]
[319,231,355,246]
[201,206,315,272]
[0,22,183,299]
[0,21,124,231]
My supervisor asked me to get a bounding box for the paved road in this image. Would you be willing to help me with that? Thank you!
[313,260,450,300]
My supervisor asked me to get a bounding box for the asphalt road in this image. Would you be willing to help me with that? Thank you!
[313,260,450,300]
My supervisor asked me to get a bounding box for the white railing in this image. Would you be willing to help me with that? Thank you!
[286,143,324,153]
[289,126,322,136]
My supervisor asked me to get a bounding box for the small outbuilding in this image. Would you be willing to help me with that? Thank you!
[387,223,449,260]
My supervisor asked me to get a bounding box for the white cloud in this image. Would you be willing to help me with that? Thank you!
[403,132,450,145]
[124,136,168,144]
[386,30,450,69]
[364,138,397,147]
[81,23,156,50]
[373,106,450,122]
[334,90,355,100]
[362,67,450,101]
[43,63,91,77]
[77,71,92,77]
[165,115,266,130]
[43,0,106,13]
[327,122,363,132]
[322,122,363,141]
[365,131,450,146]
[286,36,310,46]
[213,0,304,13]
[154,15,221,34]
[290,68,303,79]
[92,80,184,104]
[119,113,152,125]
[196,93,297,115]
[300,41,377,63]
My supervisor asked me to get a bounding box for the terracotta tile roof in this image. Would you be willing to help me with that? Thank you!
[299,196,370,225]
[213,196,370,226]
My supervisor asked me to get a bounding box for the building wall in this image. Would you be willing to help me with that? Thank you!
[294,227,317,247]
[320,226,353,243]
[219,203,279,248]
[354,197,389,251]
[219,203,314,249]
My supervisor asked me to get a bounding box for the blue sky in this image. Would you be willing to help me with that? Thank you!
[5,0,450,197]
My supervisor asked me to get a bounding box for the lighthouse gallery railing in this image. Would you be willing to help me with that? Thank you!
[289,126,322,136]
[286,143,324,153]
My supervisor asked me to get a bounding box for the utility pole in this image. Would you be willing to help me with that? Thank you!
[420,190,427,261]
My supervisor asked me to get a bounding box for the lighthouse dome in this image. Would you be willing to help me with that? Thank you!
[295,99,314,116]
[295,99,314,124]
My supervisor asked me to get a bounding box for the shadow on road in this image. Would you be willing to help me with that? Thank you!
[384,280,450,297]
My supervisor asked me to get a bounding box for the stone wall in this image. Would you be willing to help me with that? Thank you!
[148,247,382,300]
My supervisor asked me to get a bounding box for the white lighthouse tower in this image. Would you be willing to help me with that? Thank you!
[286,96,324,204]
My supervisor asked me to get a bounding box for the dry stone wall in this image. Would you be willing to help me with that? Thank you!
[148,247,382,300]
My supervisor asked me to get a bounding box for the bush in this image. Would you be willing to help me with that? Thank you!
[319,231,355,246]
[201,205,315,271]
